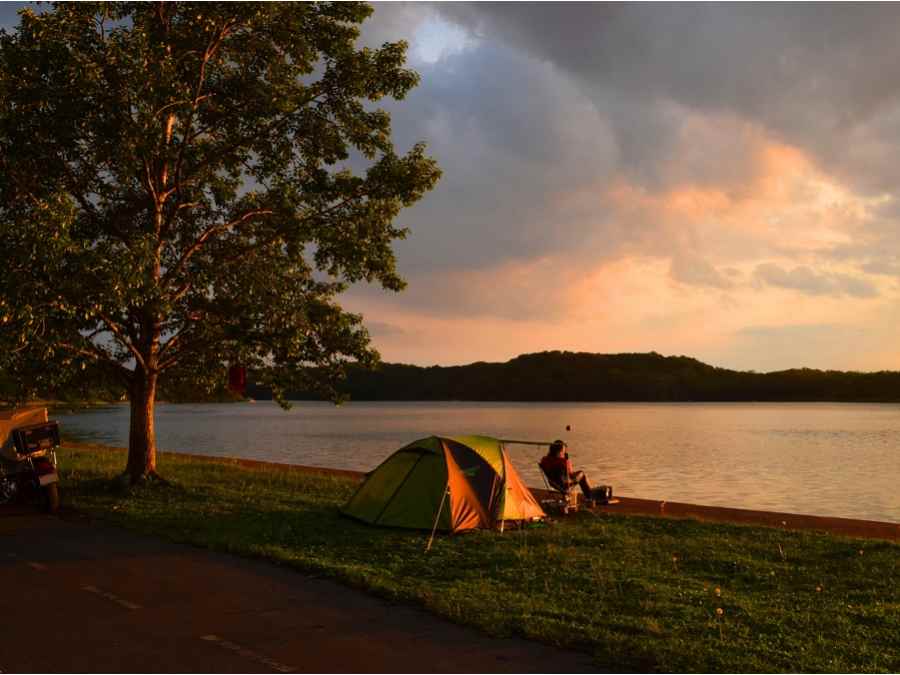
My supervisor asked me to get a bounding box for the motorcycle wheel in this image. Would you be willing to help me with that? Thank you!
[43,483,60,514]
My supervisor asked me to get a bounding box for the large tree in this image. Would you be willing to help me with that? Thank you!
[0,2,440,482]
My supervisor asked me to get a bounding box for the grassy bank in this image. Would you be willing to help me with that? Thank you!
[59,444,898,673]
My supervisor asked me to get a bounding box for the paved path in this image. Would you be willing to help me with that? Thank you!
[0,509,598,673]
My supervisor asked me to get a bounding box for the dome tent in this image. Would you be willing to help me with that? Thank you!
[342,435,545,532]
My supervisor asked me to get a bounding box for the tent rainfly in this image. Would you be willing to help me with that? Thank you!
[342,435,545,532]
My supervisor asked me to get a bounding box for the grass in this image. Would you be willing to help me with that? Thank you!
[59,444,899,673]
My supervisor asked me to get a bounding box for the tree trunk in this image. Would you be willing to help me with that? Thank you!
[126,370,159,483]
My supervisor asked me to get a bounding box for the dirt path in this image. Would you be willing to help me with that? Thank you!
[0,510,598,673]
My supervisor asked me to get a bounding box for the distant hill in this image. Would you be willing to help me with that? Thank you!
[245,351,900,403]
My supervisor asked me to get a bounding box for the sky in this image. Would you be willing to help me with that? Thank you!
[4,3,900,372]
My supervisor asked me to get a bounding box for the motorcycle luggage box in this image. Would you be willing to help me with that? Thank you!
[12,422,60,456]
[0,407,48,461]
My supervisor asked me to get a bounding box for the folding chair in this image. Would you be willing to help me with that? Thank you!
[537,463,579,514]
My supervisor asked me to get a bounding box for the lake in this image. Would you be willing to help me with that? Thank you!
[55,401,900,523]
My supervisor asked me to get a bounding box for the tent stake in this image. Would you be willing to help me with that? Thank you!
[426,484,450,552]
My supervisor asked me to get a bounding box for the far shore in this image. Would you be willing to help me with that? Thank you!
[10,395,900,412]
[33,397,900,405]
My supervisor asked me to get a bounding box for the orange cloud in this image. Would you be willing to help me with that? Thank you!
[347,110,897,371]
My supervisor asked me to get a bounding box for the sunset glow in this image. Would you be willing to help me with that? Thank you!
[338,4,900,371]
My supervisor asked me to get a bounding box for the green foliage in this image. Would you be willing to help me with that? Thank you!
[0,2,440,405]
[255,350,900,402]
[63,444,900,672]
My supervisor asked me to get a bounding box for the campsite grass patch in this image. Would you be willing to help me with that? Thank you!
[59,444,899,673]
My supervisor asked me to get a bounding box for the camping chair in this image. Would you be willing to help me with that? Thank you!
[537,463,579,514]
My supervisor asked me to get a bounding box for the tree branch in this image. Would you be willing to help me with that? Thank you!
[166,18,241,232]
[96,310,148,371]
[163,207,273,289]
[158,332,222,371]
[57,341,133,387]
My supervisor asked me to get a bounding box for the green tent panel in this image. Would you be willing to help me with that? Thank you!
[343,449,421,523]
[397,435,443,454]
[342,435,545,532]
[446,434,505,475]
[377,452,450,529]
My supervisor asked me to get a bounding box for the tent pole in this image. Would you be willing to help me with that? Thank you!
[426,484,450,553]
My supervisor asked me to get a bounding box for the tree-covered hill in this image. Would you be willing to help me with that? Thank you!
[246,351,900,402]
[9,351,900,404]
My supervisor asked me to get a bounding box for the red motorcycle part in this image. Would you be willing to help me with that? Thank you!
[32,456,55,475]
[32,456,59,485]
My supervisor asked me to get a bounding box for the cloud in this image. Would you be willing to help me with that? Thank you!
[670,252,734,290]
[371,38,630,274]
[423,3,900,297]
[437,4,900,192]
[753,263,878,298]
[861,259,900,277]
[353,4,900,371]
[363,320,408,339]
[348,255,581,321]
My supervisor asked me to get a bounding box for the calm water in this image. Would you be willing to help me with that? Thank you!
[56,401,900,523]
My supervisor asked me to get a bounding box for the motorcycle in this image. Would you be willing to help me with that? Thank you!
[0,407,61,513]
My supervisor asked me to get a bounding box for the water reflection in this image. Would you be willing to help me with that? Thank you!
[56,401,900,523]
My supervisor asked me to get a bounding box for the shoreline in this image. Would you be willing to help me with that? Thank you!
[62,441,900,542]
[42,398,900,405]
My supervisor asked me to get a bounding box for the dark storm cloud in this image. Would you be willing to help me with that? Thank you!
[431,3,900,298]
[381,40,624,274]
[384,2,900,305]
[437,2,900,191]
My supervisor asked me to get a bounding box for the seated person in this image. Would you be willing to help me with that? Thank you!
[539,439,600,501]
